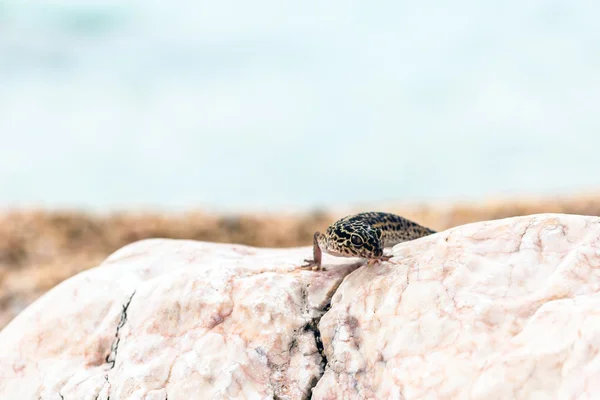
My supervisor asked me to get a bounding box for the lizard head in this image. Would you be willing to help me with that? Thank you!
[324,222,384,259]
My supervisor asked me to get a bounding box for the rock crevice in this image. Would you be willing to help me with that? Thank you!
[106,290,136,370]
[304,316,328,400]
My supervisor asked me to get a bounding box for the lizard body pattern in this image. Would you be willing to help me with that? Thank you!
[302,212,436,270]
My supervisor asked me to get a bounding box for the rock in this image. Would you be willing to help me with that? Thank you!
[313,213,600,399]
[0,239,362,400]
[2,213,600,399]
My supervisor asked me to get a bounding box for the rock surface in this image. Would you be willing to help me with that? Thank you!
[314,213,600,399]
[2,213,600,399]
[0,240,362,400]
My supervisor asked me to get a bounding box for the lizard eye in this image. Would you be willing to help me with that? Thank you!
[351,235,363,246]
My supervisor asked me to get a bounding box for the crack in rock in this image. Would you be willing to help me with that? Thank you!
[93,375,109,400]
[304,301,331,400]
[298,270,355,400]
[304,322,326,400]
[307,312,328,370]
[106,291,136,369]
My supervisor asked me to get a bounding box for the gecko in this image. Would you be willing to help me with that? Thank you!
[301,211,436,270]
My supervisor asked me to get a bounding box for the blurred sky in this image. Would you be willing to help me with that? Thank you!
[1,1,599,211]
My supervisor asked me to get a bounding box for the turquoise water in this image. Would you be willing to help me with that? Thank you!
[1,1,600,211]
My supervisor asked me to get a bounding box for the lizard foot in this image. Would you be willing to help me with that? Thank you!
[300,259,324,271]
[366,255,392,267]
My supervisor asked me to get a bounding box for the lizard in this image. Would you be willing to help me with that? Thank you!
[301,211,436,270]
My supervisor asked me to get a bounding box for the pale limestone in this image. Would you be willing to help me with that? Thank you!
[314,214,600,399]
[0,239,362,400]
[2,214,600,399]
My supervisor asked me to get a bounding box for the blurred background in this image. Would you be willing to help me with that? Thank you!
[1,0,600,328]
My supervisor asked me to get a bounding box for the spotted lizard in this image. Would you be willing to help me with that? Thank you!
[301,211,436,270]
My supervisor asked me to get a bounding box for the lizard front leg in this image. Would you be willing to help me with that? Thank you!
[365,254,392,267]
[301,232,323,271]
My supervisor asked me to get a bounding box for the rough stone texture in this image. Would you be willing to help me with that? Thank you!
[2,213,600,399]
[0,240,362,400]
[314,213,600,399]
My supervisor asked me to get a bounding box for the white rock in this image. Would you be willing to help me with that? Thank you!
[313,214,600,399]
[0,240,362,400]
[2,213,600,399]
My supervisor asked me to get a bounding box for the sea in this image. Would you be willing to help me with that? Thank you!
[1,0,599,212]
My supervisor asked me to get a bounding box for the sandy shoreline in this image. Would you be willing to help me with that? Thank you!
[2,194,600,329]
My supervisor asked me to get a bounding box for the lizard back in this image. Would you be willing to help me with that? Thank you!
[336,212,436,247]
